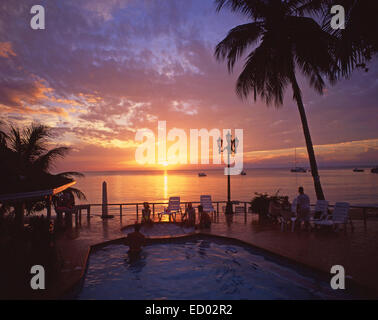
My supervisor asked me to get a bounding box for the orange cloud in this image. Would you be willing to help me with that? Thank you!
[0,42,16,58]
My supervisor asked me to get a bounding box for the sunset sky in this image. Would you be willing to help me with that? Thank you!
[1,0,377,172]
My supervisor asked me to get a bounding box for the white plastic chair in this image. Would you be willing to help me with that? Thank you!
[311,200,329,224]
[158,196,182,222]
[314,202,351,231]
[200,195,216,219]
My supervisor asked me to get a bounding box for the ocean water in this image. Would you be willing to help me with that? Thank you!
[74,168,378,207]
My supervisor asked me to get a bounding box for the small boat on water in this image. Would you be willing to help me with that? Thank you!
[240,170,247,175]
[371,167,378,174]
[290,167,307,173]
[353,168,364,172]
[198,172,207,177]
[291,148,306,173]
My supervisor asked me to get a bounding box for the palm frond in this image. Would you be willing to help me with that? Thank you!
[215,22,263,72]
[0,121,8,148]
[215,0,270,20]
[287,16,338,91]
[23,123,49,161]
[56,171,85,179]
[236,39,291,107]
[67,187,87,201]
[33,146,70,172]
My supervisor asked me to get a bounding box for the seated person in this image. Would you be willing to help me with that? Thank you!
[183,202,196,227]
[126,223,145,255]
[198,205,211,229]
[141,202,152,224]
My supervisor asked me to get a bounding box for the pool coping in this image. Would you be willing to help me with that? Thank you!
[61,222,378,300]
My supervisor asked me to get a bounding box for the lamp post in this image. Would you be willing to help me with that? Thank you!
[217,132,239,215]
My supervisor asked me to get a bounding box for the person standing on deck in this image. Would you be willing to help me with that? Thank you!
[296,187,311,230]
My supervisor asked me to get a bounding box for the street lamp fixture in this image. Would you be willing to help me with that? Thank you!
[217,132,239,215]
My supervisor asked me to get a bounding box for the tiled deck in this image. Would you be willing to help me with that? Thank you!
[32,212,378,299]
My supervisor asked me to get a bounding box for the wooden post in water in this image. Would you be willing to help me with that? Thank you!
[244,202,247,224]
[102,181,109,219]
[136,204,139,222]
[120,204,122,217]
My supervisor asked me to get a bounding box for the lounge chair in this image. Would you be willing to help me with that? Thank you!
[314,202,352,231]
[313,200,329,219]
[310,200,329,225]
[200,195,216,218]
[158,196,182,222]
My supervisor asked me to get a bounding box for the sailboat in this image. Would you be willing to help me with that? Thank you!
[290,148,307,173]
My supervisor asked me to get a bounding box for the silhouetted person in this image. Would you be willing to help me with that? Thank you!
[141,202,152,224]
[126,223,145,257]
[183,202,196,227]
[296,187,310,230]
[198,205,211,229]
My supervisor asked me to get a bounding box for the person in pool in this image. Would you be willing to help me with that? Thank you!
[126,223,146,256]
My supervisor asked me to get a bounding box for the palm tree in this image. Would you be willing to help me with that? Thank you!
[0,122,86,219]
[214,0,338,200]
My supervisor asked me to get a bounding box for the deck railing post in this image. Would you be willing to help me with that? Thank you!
[153,203,155,218]
[87,206,90,219]
[136,204,139,222]
[120,204,122,217]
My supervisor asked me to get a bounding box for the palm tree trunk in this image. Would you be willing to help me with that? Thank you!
[290,73,325,200]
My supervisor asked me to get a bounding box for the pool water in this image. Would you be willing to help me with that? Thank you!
[77,239,354,300]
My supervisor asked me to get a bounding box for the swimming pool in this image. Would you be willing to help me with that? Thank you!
[77,237,355,300]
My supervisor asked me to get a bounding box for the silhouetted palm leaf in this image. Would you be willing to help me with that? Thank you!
[0,122,86,215]
[33,147,70,172]
[296,0,378,77]
[67,187,87,201]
